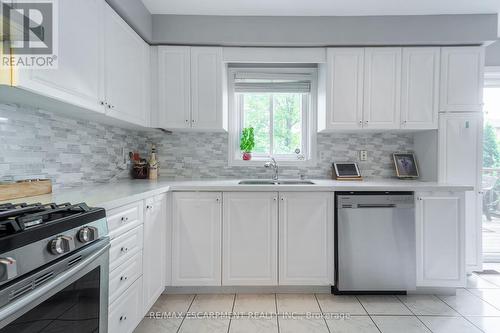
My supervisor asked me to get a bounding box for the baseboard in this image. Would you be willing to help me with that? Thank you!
[163,286,332,294]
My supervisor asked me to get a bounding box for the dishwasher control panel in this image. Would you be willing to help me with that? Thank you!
[337,192,414,209]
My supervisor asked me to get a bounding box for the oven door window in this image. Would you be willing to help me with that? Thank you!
[1,267,100,333]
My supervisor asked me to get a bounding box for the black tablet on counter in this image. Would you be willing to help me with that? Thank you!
[333,162,361,179]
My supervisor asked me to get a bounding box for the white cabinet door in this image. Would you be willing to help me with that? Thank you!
[191,47,224,130]
[440,47,484,112]
[157,46,191,129]
[279,192,333,285]
[104,3,150,126]
[415,193,465,287]
[439,113,483,271]
[142,194,166,315]
[324,48,364,130]
[363,48,402,129]
[222,192,278,286]
[17,0,104,113]
[401,48,440,129]
[172,192,222,286]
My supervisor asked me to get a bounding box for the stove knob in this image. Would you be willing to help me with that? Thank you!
[0,257,17,282]
[78,226,99,243]
[49,236,75,255]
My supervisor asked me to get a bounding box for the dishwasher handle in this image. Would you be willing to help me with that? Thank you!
[357,204,397,208]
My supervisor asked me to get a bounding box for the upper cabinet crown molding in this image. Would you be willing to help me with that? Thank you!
[155,46,226,131]
[222,47,326,63]
[439,46,485,112]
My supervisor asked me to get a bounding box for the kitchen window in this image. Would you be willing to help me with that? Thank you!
[228,67,317,166]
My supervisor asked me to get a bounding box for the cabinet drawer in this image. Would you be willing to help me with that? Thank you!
[107,201,143,239]
[109,225,143,272]
[109,277,143,333]
[109,251,143,304]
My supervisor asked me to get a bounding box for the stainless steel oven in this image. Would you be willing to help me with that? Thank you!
[0,202,110,333]
[0,238,109,332]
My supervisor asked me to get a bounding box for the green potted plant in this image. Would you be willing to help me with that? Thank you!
[240,127,255,161]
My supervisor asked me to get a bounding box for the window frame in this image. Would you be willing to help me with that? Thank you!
[227,67,318,167]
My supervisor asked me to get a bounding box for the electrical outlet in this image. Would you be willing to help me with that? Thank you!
[359,150,368,161]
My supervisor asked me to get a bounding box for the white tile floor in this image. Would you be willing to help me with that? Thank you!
[134,268,500,333]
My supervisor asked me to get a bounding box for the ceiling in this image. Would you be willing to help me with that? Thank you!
[141,0,500,16]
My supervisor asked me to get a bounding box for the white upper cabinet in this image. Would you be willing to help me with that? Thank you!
[191,47,224,130]
[440,47,484,112]
[222,192,278,286]
[415,193,465,287]
[15,0,105,113]
[157,46,191,129]
[171,192,222,286]
[401,48,440,129]
[279,192,333,285]
[322,48,364,130]
[155,46,226,131]
[104,3,150,126]
[363,48,402,129]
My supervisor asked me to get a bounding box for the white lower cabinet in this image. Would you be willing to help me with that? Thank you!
[279,192,334,285]
[108,277,143,333]
[172,192,222,286]
[142,194,167,314]
[222,192,278,286]
[415,192,466,287]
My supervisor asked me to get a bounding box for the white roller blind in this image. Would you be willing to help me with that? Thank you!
[233,71,312,93]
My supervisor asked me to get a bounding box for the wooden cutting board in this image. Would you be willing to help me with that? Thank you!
[0,179,52,201]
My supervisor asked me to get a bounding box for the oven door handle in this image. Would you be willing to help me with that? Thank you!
[0,240,110,325]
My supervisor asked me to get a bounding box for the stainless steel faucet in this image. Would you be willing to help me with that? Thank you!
[264,157,279,180]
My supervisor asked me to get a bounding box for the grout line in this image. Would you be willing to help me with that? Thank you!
[226,293,236,333]
[314,293,331,333]
[396,295,433,332]
[456,288,500,312]
[355,295,382,333]
[275,294,280,333]
[176,294,197,333]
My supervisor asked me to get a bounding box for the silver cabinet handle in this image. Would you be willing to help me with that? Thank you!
[273,197,277,201]
[120,247,128,253]
[359,120,363,126]
[146,205,153,210]
[119,316,127,321]
[120,275,128,281]
[120,216,129,222]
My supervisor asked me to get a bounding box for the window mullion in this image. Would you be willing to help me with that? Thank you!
[269,94,274,157]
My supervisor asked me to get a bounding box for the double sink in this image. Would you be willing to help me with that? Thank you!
[238,180,315,185]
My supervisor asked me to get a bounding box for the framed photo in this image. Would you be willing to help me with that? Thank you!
[393,153,419,179]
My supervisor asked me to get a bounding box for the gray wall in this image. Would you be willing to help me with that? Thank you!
[152,14,498,46]
[106,0,152,42]
[487,41,500,66]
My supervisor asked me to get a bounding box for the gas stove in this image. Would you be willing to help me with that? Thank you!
[0,202,109,331]
[0,202,108,288]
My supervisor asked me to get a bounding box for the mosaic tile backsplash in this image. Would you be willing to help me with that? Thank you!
[0,104,414,188]
[149,131,414,180]
[0,104,148,189]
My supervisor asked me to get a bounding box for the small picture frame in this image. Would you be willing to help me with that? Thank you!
[393,153,419,179]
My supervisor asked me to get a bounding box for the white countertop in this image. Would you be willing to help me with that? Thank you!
[1,178,473,210]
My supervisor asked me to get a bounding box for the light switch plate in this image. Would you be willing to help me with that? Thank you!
[359,150,368,161]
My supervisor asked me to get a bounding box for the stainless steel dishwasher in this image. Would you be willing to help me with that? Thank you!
[333,192,416,295]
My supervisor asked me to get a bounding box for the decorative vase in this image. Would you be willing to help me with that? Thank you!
[242,152,252,160]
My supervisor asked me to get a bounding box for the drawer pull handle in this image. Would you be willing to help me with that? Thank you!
[120,247,128,253]
[120,216,129,222]
[119,315,127,321]
[120,276,128,281]
[146,205,153,209]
